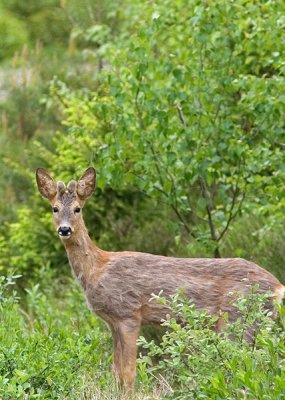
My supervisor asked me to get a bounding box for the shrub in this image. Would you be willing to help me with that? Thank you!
[138,289,285,399]
[0,12,28,60]
[49,0,285,258]
[0,274,112,399]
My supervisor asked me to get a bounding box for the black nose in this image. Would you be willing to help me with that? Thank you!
[58,226,72,236]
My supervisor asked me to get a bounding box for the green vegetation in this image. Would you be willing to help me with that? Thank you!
[1,275,284,399]
[0,0,284,398]
[139,290,285,399]
[0,274,112,399]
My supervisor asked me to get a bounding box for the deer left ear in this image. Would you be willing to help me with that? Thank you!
[77,167,96,200]
[36,168,57,200]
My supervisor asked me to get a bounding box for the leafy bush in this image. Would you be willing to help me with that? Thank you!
[0,12,28,60]
[1,0,58,17]
[138,290,285,399]
[0,204,66,282]
[223,214,285,283]
[140,288,285,400]
[0,274,112,399]
[28,8,71,46]
[48,0,285,258]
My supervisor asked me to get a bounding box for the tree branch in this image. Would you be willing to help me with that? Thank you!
[176,103,187,127]
[199,177,221,258]
[135,79,196,238]
[217,187,246,242]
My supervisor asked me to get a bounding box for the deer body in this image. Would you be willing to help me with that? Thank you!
[36,167,285,389]
[84,252,280,324]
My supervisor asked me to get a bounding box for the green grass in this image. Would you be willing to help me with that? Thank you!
[1,273,284,399]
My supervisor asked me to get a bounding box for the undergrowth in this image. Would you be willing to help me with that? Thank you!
[1,275,284,399]
[139,290,285,399]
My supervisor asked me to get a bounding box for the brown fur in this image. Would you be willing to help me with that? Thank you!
[36,167,285,390]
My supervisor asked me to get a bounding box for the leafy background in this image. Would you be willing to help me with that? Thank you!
[0,0,284,398]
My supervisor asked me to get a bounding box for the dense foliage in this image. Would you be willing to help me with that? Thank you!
[0,275,112,399]
[0,0,284,398]
[49,0,285,260]
[139,290,285,399]
[1,0,285,279]
[1,276,284,399]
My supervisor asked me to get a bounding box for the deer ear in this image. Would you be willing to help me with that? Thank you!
[77,167,96,200]
[36,168,57,200]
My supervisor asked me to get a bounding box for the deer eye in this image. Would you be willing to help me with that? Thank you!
[74,207,81,214]
[53,207,59,213]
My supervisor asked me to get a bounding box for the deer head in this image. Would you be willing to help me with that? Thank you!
[36,167,96,239]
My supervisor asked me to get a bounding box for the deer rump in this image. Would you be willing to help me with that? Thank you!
[85,254,282,326]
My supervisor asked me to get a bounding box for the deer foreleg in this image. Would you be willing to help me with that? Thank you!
[111,319,141,390]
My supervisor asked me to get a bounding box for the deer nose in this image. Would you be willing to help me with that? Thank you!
[58,226,72,237]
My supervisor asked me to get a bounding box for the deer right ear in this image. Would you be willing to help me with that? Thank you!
[77,167,96,200]
[36,168,57,200]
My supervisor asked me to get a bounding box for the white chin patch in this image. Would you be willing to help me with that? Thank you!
[58,232,72,239]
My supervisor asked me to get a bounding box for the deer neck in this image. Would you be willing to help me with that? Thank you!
[61,222,107,290]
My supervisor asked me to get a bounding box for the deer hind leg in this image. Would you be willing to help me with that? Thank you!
[111,318,141,391]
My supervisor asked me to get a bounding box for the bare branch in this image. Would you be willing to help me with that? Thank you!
[176,103,187,127]
[199,177,221,257]
[217,189,246,242]
[135,76,145,130]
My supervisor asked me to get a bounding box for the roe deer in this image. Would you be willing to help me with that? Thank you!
[36,167,285,389]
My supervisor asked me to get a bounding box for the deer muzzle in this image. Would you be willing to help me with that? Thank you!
[58,226,72,238]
